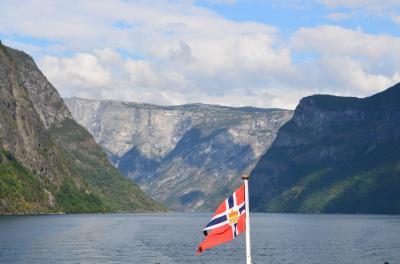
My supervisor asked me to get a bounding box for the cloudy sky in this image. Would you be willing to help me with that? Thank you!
[1,0,399,109]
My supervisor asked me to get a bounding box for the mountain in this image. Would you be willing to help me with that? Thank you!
[0,42,161,214]
[250,83,400,214]
[65,98,293,210]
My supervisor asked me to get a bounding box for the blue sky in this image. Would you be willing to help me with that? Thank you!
[196,0,400,37]
[0,0,399,109]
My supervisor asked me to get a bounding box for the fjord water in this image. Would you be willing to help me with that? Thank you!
[0,213,399,264]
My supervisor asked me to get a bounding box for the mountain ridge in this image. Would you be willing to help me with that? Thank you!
[0,43,162,214]
[67,96,289,113]
[250,83,400,214]
[65,97,293,210]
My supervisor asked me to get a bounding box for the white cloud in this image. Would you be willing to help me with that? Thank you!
[391,14,400,25]
[325,12,353,21]
[311,56,397,95]
[41,53,112,87]
[202,0,236,4]
[291,25,400,95]
[318,0,400,24]
[40,50,181,105]
[292,26,400,60]
[318,0,400,11]
[1,0,399,109]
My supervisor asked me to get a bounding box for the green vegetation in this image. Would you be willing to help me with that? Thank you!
[251,83,400,214]
[49,118,163,212]
[55,178,105,213]
[0,119,163,214]
[0,43,163,215]
[254,138,400,214]
[0,150,49,214]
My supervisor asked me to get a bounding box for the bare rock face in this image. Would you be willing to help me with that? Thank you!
[0,43,65,191]
[0,43,160,214]
[66,98,293,210]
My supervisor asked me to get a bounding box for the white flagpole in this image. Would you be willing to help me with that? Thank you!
[242,175,252,264]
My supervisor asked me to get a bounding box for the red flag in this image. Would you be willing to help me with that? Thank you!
[196,184,246,255]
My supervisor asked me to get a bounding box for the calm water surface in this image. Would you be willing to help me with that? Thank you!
[0,213,399,264]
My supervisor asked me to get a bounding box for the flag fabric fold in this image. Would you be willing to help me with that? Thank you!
[196,184,246,255]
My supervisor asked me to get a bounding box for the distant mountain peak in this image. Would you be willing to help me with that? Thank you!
[65,96,285,113]
[65,97,293,211]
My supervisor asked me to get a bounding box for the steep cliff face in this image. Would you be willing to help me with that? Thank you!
[250,83,400,214]
[65,98,293,210]
[0,43,161,214]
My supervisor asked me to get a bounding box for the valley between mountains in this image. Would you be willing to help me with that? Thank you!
[1,41,399,214]
[65,98,293,210]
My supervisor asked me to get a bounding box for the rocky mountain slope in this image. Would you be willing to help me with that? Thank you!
[250,83,400,214]
[65,98,293,210]
[0,42,161,214]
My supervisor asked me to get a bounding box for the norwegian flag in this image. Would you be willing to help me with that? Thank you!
[196,184,246,255]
